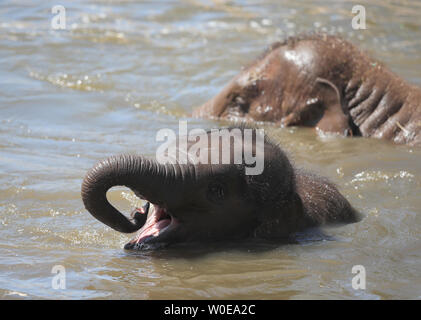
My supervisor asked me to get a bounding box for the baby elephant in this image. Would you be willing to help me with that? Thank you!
[81,127,359,250]
[194,34,421,146]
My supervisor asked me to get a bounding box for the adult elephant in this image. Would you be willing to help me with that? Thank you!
[193,34,421,146]
[82,127,359,250]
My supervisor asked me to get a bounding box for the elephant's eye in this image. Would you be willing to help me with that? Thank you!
[207,182,225,204]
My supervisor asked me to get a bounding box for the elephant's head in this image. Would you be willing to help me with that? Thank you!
[82,127,359,250]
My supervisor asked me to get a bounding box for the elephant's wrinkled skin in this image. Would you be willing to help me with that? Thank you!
[82,127,359,250]
[193,34,421,146]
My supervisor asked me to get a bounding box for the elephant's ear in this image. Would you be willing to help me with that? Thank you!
[314,77,353,136]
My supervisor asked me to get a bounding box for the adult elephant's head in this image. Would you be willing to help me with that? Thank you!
[82,127,359,250]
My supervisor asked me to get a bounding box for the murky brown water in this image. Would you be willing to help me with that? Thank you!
[1,0,420,299]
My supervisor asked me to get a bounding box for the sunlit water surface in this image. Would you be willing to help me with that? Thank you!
[1,0,420,299]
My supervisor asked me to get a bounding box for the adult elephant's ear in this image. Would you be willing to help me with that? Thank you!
[314,77,354,136]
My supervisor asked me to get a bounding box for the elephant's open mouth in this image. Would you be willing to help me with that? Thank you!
[124,202,179,250]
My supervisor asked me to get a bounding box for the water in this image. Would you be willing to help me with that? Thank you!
[1,0,421,299]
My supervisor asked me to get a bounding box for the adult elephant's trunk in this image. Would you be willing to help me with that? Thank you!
[81,154,181,233]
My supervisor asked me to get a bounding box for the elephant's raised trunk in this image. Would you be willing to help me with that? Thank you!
[81,154,180,233]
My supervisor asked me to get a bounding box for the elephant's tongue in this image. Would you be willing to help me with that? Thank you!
[134,205,171,244]
[134,219,171,244]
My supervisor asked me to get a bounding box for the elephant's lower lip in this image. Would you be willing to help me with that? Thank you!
[125,203,176,249]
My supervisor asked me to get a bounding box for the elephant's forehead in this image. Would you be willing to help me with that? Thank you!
[237,57,272,87]
[156,130,264,166]
[282,47,314,68]
[236,50,280,87]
